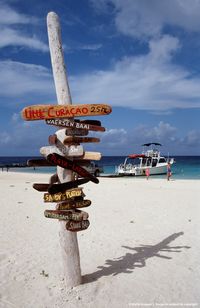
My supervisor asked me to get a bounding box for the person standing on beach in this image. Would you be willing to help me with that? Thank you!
[167,163,172,181]
[145,168,150,180]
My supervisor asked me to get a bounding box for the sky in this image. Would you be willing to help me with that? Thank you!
[0,0,200,156]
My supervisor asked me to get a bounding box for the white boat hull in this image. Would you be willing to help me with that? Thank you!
[117,162,173,176]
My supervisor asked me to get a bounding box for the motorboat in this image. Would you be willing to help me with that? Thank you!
[116,143,175,176]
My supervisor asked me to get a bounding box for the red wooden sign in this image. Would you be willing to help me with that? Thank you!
[66,220,90,232]
[47,153,99,184]
[21,104,112,121]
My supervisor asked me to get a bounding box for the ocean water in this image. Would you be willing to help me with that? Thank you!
[0,155,200,179]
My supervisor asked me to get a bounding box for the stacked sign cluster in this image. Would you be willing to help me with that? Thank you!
[21,103,112,232]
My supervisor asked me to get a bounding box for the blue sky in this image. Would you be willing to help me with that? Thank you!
[0,0,200,156]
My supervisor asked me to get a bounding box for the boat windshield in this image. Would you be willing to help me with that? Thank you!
[141,158,151,166]
[124,157,140,166]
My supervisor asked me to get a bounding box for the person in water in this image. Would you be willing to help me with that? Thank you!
[167,163,172,181]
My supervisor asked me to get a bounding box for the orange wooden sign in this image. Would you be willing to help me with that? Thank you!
[21,104,112,121]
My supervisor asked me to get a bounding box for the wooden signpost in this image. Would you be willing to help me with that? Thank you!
[20,12,112,288]
[21,103,112,121]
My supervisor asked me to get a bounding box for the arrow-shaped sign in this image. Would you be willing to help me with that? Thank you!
[47,153,99,184]
[44,187,84,202]
[48,178,90,194]
[57,199,91,210]
[45,118,105,132]
[44,209,89,221]
[66,220,90,232]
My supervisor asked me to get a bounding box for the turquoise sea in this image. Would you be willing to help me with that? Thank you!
[0,156,200,180]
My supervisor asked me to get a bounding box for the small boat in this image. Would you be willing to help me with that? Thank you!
[116,143,175,176]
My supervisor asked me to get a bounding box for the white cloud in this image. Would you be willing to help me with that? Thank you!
[0,28,48,51]
[183,130,200,146]
[0,132,11,144]
[91,0,200,39]
[0,3,48,51]
[0,60,54,101]
[1,35,200,111]
[70,35,200,111]
[65,43,102,53]
[0,3,37,25]
[1,115,199,155]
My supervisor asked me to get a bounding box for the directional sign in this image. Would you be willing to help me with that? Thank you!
[48,178,90,194]
[21,104,112,121]
[33,183,50,192]
[45,118,105,132]
[40,145,84,157]
[57,199,91,210]
[44,209,89,221]
[66,128,89,136]
[63,136,100,145]
[44,187,84,202]
[40,146,101,160]
[66,220,90,232]
[47,153,99,184]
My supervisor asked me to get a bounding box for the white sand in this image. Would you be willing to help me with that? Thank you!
[0,172,200,308]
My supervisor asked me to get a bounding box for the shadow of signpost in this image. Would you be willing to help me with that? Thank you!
[83,232,190,284]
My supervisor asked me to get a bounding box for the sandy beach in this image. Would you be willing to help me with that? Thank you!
[0,172,200,308]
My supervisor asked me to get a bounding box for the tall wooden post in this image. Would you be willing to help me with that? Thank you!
[47,12,82,287]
